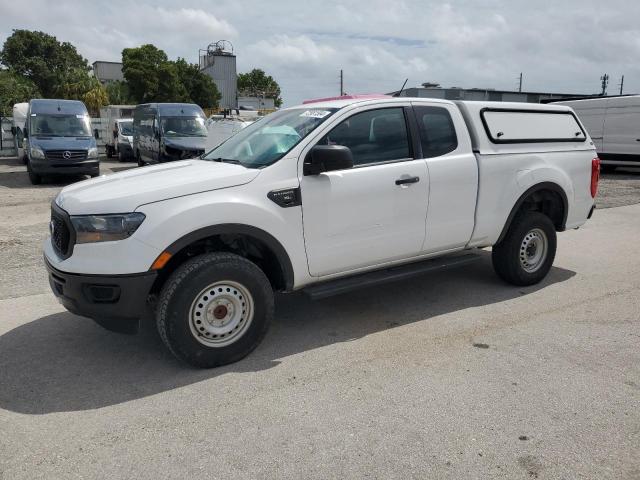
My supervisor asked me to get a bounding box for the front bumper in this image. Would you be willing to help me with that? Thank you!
[31,158,99,175]
[45,258,157,333]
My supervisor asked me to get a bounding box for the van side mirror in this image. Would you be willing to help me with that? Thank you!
[303,145,354,175]
[94,128,100,139]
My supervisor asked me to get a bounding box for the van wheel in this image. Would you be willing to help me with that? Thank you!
[492,212,556,286]
[118,149,126,162]
[157,252,274,368]
[26,161,41,185]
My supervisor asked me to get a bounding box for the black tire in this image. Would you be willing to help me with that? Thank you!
[118,149,126,162]
[492,212,557,286]
[26,161,41,185]
[157,252,274,368]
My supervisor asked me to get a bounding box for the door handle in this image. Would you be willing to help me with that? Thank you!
[395,176,420,186]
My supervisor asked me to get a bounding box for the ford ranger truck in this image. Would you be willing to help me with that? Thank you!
[44,96,599,368]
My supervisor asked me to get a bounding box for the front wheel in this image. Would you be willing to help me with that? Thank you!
[157,252,274,368]
[26,160,41,185]
[492,212,557,286]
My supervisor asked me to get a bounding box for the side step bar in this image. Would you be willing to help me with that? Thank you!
[304,253,482,300]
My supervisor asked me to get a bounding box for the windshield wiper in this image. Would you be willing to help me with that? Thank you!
[210,157,242,164]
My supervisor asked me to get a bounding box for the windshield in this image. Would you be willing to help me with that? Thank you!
[119,121,133,135]
[161,116,207,137]
[30,114,92,137]
[203,108,338,168]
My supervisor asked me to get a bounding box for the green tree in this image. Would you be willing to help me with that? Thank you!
[122,44,187,103]
[83,81,109,116]
[0,69,40,116]
[105,80,133,105]
[0,29,89,98]
[237,68,282,108]
[174,58,221,108]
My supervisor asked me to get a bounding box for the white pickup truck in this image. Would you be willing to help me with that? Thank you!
[44,96,599,368]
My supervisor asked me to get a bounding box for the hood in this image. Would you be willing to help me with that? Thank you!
[56,160,260,215]
[31,136,95,150]
[163,136,207,150]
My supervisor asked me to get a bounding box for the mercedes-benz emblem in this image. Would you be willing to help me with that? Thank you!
[62,151,71,159]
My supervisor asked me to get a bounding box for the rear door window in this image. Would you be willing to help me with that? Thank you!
[414,106,458,157]
[481,109,586,143]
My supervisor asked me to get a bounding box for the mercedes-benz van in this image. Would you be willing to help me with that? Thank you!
[133,103,207,166]
[24,99,99,184]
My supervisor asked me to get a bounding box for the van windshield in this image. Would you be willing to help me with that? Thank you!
[202,107,338,168]
[30,114,92,137]
[161,116,207,137]
[119,122,133,135]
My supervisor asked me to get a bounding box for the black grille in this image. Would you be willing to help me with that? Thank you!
[51,206,73,258]
[45,150,88,161]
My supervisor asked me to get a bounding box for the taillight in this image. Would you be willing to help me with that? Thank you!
[591,157,600,198]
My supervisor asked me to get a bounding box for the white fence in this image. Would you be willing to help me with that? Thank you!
[0,117,109,157]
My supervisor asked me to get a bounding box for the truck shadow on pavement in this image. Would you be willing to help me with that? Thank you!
[0,254,575,414]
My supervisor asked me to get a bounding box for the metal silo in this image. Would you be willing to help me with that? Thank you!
[199,40,237,109]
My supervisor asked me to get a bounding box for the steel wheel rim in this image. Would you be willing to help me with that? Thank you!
[188,280,254,347]
[519,228,548,273]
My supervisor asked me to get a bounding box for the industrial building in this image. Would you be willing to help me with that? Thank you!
[92,61,124,84]
[388,84,590,103]
[199,41,238,109]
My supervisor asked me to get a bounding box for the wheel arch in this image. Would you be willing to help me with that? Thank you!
[496,182,568,244]
[151,224,295,294]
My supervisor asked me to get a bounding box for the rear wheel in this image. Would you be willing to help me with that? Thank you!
[492,212,556,286]
[157,252,274,368]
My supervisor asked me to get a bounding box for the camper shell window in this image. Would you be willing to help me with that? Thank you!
[480,108,587,144]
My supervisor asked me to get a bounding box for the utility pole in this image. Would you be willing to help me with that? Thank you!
[340,69,344,96]
[618,75,624,95]
[518,72,523,93]
[600,73,609,96]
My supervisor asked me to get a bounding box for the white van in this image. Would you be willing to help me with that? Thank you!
[12,102,29,163]
[101,105,135,159]
[554,95,640,171]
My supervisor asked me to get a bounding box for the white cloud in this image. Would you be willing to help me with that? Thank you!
[2,0,640,105]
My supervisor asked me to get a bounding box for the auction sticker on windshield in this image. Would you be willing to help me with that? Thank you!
[300,110,332,118]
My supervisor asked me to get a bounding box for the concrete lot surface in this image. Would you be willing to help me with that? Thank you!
[0,157,639,479]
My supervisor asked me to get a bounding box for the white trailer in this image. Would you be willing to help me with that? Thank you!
[554,95,640,171]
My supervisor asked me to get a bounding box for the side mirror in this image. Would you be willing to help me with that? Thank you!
[303,145,354,175]
[94,128,100,139]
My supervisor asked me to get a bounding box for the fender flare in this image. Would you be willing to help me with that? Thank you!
[496,182,569,244]
[163,223,295,291]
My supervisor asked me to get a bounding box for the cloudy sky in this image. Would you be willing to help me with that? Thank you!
[1,0,638,105]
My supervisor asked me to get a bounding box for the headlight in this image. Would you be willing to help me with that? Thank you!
[70,213,145,243]
[87,147,99,159]
[31,146,45,159]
